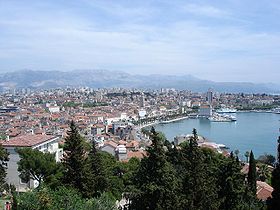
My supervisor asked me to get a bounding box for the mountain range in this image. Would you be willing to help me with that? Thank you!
[0,70,279,93]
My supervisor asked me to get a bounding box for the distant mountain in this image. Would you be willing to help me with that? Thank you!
[0,69,279,93]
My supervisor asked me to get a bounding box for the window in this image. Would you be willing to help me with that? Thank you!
[20,178,28,184]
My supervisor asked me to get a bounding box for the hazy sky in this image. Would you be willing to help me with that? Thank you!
[0,0,280,83]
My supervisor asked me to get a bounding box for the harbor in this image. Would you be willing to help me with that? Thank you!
[154,112,280,158]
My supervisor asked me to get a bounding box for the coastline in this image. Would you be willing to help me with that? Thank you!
[137,116,189,129]
[158,116,189,124]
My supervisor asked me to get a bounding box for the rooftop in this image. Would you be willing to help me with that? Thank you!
[257,181,273,201]
[1,134,57,147]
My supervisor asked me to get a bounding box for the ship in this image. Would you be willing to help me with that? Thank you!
[222,114,237,121]
[216,108,237,113]
[273,108,280,114]
[208,114,236,122]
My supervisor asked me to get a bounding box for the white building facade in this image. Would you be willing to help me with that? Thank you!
[2,134,63,192]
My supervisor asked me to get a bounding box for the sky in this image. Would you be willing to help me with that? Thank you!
[0,0,280,83]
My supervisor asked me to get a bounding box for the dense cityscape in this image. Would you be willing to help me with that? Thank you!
[1,0,280,209]
[0,87,280,208]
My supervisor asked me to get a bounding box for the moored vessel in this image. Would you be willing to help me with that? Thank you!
[216,108,237,113]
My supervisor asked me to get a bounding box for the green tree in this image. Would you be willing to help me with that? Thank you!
[17,148,62,187]
[257,164,270,182]
[121,157,140,188]
[14,186,117,210]
[83,141,108,198]
[244,150,263,209]
[98,151,125,200]
[62,121,87,194]
[130,127,180,210]
[0,143,9,192]
[267,137,280,210]
[91,192,118,210]
[217,151,246,210]
[181,128,220,210]
[245,151,250,163]
[247,150,257,195]
[234,149,240,159]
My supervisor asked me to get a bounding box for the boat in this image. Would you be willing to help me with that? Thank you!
[208,116,231,122]
[228,115,237,121]
[216,108,237,113]
[221,114,237,121]
[273,108,280,114]
[208,114,236,122]
[209,118,231,122]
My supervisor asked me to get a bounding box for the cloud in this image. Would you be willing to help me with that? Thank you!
[183,3,230,18]
[0,0,280,83]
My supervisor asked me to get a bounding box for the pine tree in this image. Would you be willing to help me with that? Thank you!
[247,150,257,195]
[17,148,63,188]
[244,150,263,209]
[267,137,280,209]
[181,128,220,210]
[83,141,108,198]
[62,121,87,194]
[130,127,180,210]
[218,151,246,210]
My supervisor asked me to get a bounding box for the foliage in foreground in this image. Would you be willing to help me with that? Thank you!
[9,122,277,209]
[17,148,63,188]
[128,128,263,210]
[15,186,117,210]
[267,137,280,210]
[0,143,9,192]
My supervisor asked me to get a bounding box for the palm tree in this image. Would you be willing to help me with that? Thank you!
[258,164,270,182]
[245,151,250,163]
[234,149,240,158]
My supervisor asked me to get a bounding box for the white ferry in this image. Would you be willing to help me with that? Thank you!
[216,108,237,113]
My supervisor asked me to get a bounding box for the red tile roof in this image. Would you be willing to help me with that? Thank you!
[118,140,127,145]
[126,140,139,148]
[127,150,147,159]
[92,124,104,128]
[257,181,273,201]
[1,134,57,147]
[103,140,118,149]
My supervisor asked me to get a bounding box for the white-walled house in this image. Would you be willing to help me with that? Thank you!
[48,106,60,113]
[2,134,63,192]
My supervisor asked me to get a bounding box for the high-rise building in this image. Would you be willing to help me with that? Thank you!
[206,88,213,105]
[140,92,145,108]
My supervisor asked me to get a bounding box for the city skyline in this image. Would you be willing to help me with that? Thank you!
[1,0,280,83]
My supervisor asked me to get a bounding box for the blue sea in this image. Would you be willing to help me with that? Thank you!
[154,112,280,160]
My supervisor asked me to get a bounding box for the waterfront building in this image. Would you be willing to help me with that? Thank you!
[199,104,212,117]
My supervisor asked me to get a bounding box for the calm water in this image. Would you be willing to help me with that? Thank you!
[154,113,280,159]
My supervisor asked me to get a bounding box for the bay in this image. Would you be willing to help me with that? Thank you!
[154,112,280,160]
